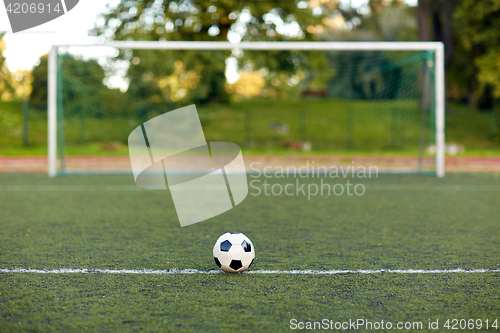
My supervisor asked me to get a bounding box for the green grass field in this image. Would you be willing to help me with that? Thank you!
[1,173,499,331]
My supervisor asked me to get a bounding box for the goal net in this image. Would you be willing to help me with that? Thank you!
[47,42,444,177]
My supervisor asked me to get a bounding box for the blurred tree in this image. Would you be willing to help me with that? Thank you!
[9,70,33,146]
[58,55,108,116]
[417,0,454,68]
[416,0,499,111]
[416,0,451,110]
[10,70,32,100]
[455,0,500,109]
[226,70,265,100]
[91,0,327,107]
[317,1,417,42]
[308,1,418,101]
[30,54,118,116]
[30,55,48,109]
[455,0,500,142]
[419,0,500,111]
[368,0,418,41]
[0,33,14,101]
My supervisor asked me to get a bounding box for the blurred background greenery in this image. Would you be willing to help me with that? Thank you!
[0,0,499,157]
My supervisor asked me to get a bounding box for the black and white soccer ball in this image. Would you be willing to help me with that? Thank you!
[213,232,255,273]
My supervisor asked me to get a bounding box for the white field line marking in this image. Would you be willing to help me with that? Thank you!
[1,185,500,192]
[1,268,499,275]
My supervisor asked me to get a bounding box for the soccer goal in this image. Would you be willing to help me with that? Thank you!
[47,41,445,177]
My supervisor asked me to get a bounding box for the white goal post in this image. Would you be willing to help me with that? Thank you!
[47,41,445,178]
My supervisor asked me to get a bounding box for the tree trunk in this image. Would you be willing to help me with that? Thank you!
[418,1,432,111]
[443,0,454,70]
[468,45,481,110]
[468,76,478,111]
[432,8,442,41]
[417,0,431,41]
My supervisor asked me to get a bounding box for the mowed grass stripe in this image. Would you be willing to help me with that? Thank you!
[2,268,500,274]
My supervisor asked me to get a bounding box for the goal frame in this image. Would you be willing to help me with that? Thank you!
[47,41,445,177]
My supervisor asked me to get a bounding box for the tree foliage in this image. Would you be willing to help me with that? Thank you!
[91,0,328,107]
[415,0,500,110]
[0,34,14,101]
[455,0,500,102]
[92,1,324,42]
[30,54,124,116]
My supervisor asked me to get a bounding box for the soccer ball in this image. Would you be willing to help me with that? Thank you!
[213,232,255,273]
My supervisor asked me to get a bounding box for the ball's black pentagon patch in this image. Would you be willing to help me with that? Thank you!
[229,260,243,271]
[249,258,255,268]
[242,240,252,252]
[214,257,222,268]
[230,232,239,234]
[220,240,232,252]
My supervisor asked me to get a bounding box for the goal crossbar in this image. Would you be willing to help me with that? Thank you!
[47,41,445,177]
[50,41,442,51]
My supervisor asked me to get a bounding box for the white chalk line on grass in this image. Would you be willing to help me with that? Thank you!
[1,268,499,275]
[1,185,500,192]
